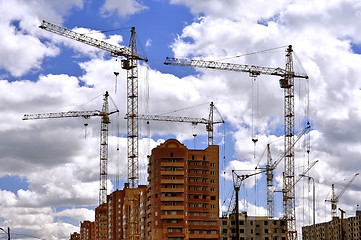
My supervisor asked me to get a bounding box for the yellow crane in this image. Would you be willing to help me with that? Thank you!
[39,20,148,190]
[326,173,359,218]
[23,91,118,205]
[165,46,308,240]
[39,20,148,240]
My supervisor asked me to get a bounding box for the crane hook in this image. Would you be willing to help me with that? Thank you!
[84,123,88,139]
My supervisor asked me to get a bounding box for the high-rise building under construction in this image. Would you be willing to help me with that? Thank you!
[147,139,220,239]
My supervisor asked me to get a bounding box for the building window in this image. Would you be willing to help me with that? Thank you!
[171,153,173,157]
[203,156,206,160]
[211,196,216,200]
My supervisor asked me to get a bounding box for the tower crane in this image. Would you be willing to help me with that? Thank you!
[255,125,312,219]
[129,102,224,146]
[229,125,309,240]
[326,173,359,218]
[165,46,308,240]
[39,20,148,190]
[23,91,118,205]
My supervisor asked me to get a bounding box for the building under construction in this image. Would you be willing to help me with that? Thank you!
[220,212,287,240]
[302,211,361,240]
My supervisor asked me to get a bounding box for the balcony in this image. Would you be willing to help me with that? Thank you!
[161,170,184,176]
[161,162,184,167]
[189,233,218,239]
[161,197,184,202]
[161,205,185,211]
[161,187,184,193]
[161,179,184,184]
[161,214,184,220]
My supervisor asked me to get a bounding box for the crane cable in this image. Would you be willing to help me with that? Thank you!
[216,45,288,62]
[251,77,259,159]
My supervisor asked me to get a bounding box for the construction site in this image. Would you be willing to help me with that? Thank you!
[19,19,360,240]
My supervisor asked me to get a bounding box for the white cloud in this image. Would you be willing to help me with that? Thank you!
[170,0,292,22]
[101,0,148,18]
[0,0,86,77]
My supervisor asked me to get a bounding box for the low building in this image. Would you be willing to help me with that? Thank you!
[302,211,361,240]
[220,212,287,240]
[107,183,147,240]
[70,232,80,240]
[80,220,95,240]
[95,203,108,240]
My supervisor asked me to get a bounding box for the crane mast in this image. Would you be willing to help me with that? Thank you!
[165,46,308,240]
[266,144,274,219]
[283,45,297,240]
[124,27,140,189]
[23,92,117,205]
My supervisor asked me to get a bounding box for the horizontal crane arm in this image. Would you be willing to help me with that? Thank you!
[39,20,148,61]
[23,110,102,120]
[128,114,224,125]
[164,57,308,79]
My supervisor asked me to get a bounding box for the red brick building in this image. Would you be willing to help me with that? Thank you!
[147,139,220,239]
[95,203,108,240]
[70,232,80,240]
[107,184,147,239]
[80,220,95,240]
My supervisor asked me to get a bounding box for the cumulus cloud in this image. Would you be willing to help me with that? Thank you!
[0,0,86,77]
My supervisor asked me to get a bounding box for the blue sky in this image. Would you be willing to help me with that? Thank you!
[1,0,361,239]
